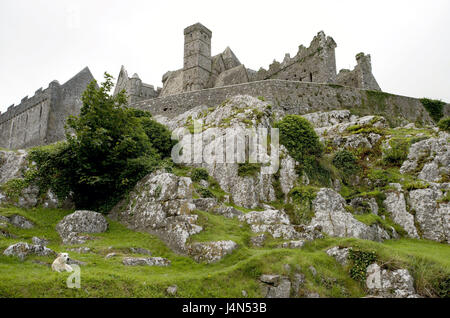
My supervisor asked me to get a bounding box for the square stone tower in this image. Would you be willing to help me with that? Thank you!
[182,23,212,92]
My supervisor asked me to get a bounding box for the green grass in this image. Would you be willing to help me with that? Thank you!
[0,206,449,298]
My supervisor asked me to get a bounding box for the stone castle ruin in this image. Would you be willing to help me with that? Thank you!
[0,22,447,149]
[0,67,94,149]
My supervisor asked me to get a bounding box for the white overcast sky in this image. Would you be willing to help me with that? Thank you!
[1,0,449,112]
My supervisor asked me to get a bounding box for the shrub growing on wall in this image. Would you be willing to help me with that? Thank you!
[420,98,445,123]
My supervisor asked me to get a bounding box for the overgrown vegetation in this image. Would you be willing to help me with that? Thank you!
[28,73,175,212]
[286,186,318,224]
[237,162,262,177]
[332,150,359,176]
[348,249,377,283]
[437,117,450,132]
[420,98,445,123]
[191,168,209,182]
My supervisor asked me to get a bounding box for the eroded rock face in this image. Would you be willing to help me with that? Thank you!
[400,134,449,183]
[122,257,171,267]
[110,170,202,254]
[383,186,419,238]
[188,240,237,263]
[156,95,282,209]
[310,188,390,242]
[408,186,449,243]
[326,246,350,266]
[3,242,55,260]
[0,150,28,185]
[239,209,300,240]
[260,275,292,298]
[366,263,418,298]
[8,215,34,229]
[56,210,108,245]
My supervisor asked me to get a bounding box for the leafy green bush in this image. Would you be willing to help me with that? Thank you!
[275,115,323,164]
[348,249,377,282]
[30,73,174,212]
[437,117,450,132]
[420,98,445,122]
[286,186,318,224]
[237,162,261,177]
[191,168,209,182]
[275,115,327,184]
[382,139,410,166]
[196,187,215,198]
[332,150,358,173]
[0,178,28,202]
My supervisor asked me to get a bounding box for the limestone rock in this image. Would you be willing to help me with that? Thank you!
[31,237,49,246]
[122,257,171,267]
[188,240,237,263]
[349,197,379,215]
[310,188,390,241]
[109,170,202,254]
[292,273,306,295]
[400,135,449,182]
[280,240,305,249]
[193,198,217,211]
[129,247,152,255]
[8,214,34,229]
[408,187,449,243]
[383,186,419,238]
[56,210,108,244]
[302,110,356,128]
[366,263,418,298]
[250,234,267,247]
[0,150,28,185]
[260,275,291,298]
[326,246,350,266]
[239,209,300,240]
[212,205,243,218]
[3,242,55,260]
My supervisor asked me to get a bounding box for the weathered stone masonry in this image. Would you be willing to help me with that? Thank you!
[131,79,447,126]
[0,67,94,149]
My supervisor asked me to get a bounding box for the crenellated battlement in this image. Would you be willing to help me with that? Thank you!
[0,67,95,149]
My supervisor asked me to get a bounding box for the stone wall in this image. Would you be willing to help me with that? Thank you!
[336,53,381,91]
[0,67,94,149]
[132,79,449,126]
[113,66,159,104]
[255,31,337,84]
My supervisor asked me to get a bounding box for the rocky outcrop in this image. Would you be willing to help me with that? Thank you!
[366,263,418,298]
[110,170,202,254]
[0,150,28,185]
[400,133,449,182]
[239,209,300,240]
[188,240,237,263]
[383,185,419,238]
[310,188,390,241]
[32,237,49,246]
[408,186,449,243]
[326,246,350,266]
[156,95,283,209]
[56,210,108,245]
[122,257,171,267]
[6,214,34,229]
[3,242,55,260]
[260,275,291,298]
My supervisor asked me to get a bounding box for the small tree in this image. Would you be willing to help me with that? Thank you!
[31,73,174,212]
[275,115,323,164]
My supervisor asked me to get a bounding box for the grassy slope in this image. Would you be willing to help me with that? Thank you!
[0,206,449,298]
